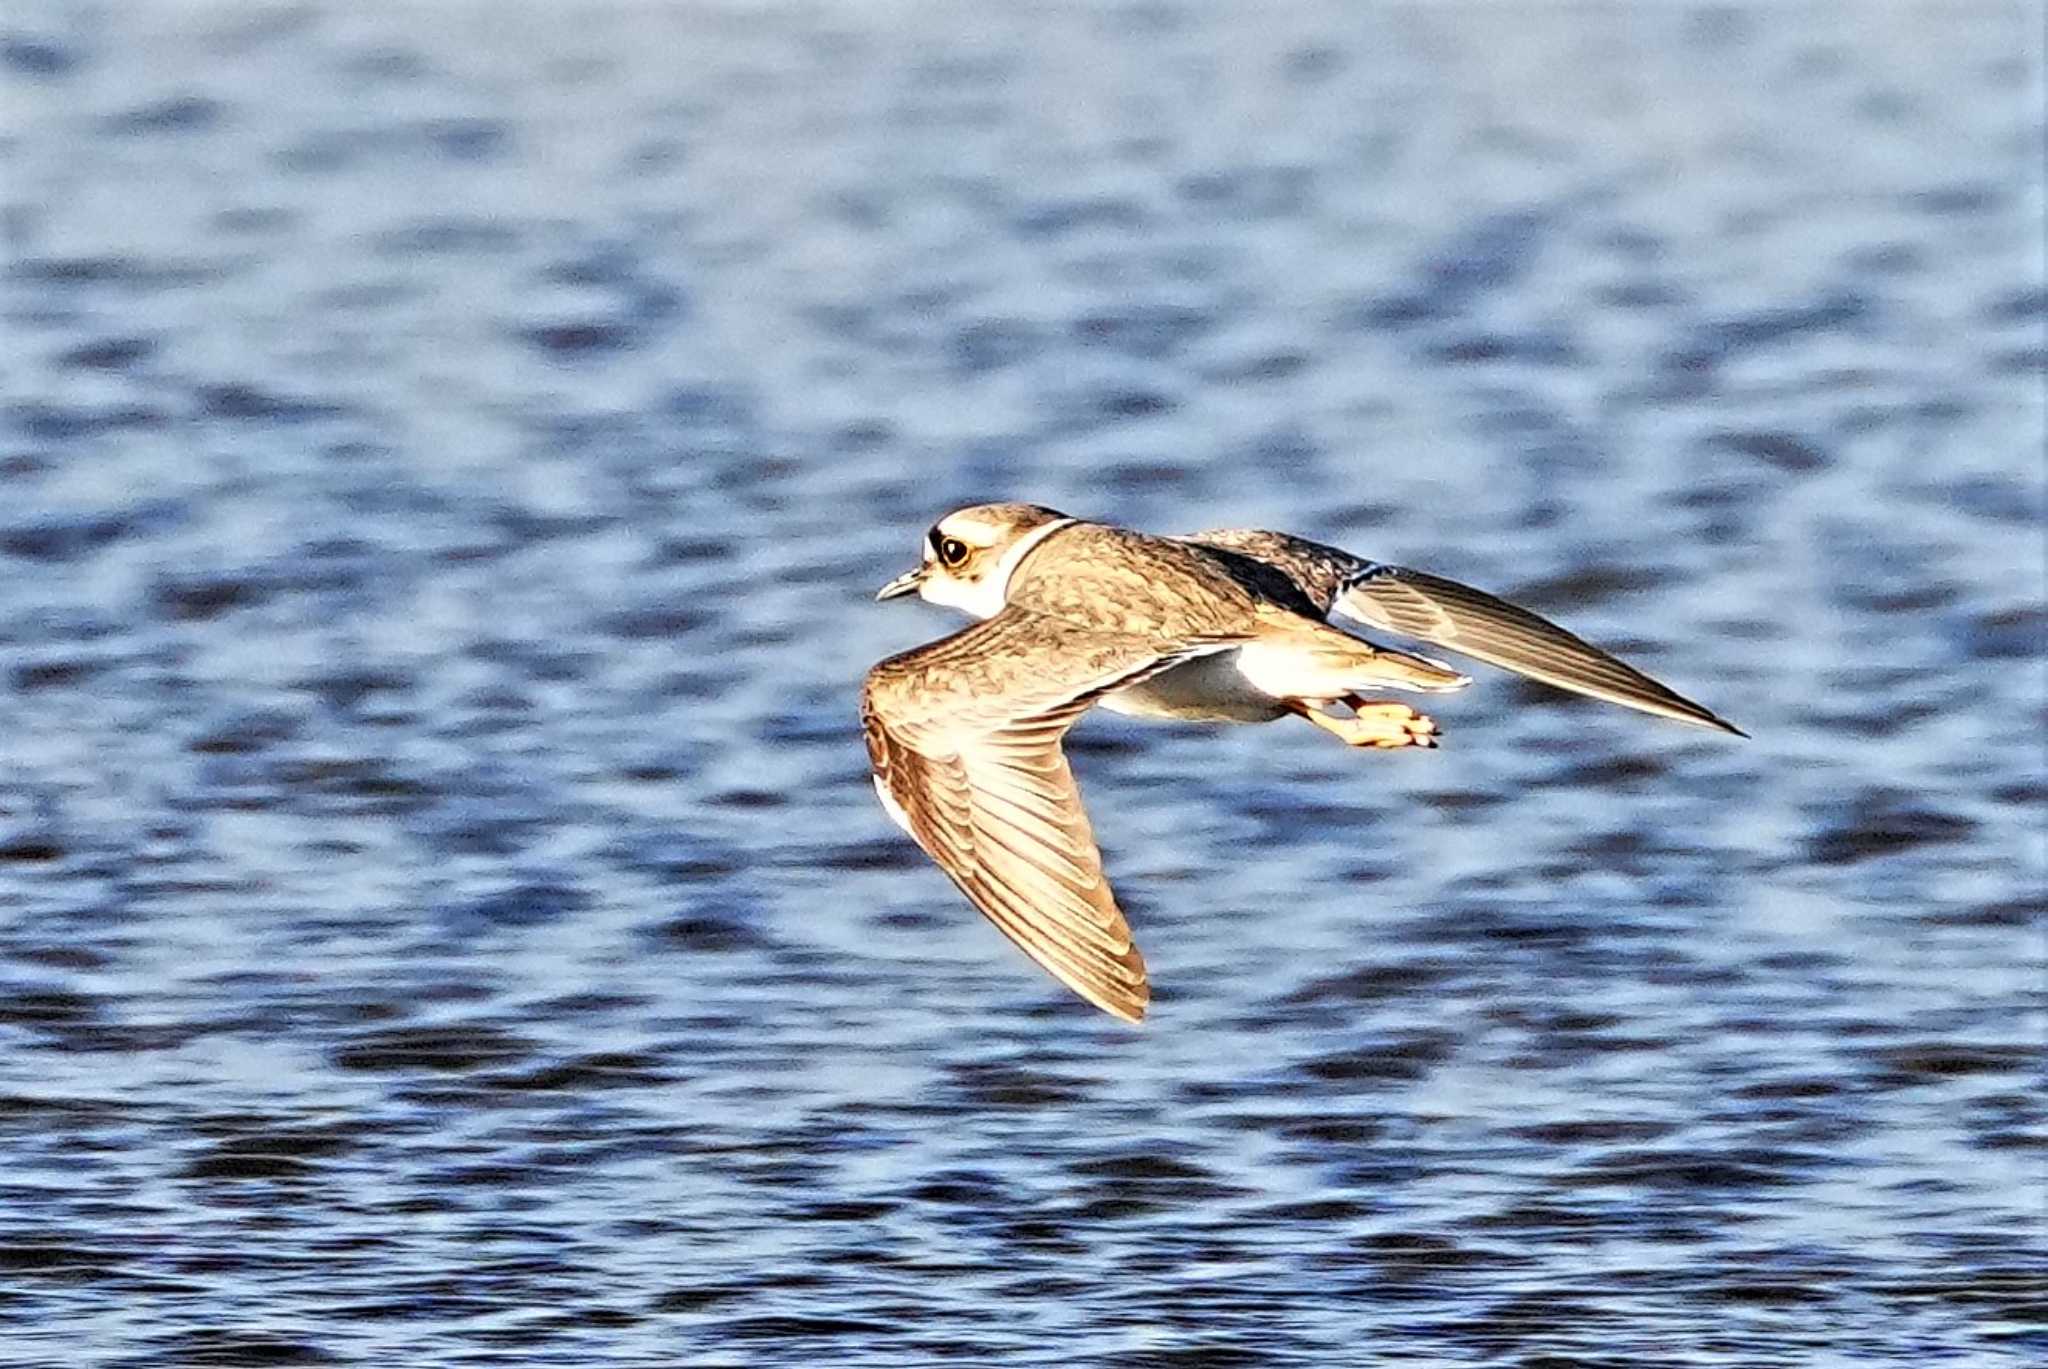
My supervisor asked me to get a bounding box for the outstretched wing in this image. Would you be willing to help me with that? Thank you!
[1184,529,1744,735]
[1333,564,1745,734]
[862,609,1231,1021]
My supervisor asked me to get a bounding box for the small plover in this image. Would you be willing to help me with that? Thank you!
[864,503,1742,1022]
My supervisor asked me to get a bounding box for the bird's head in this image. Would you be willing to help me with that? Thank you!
[875,502,1076,618]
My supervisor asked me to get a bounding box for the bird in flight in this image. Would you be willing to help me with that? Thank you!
[863,503,1743,1022]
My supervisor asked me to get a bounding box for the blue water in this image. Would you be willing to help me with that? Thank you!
[3,4,2043,1365]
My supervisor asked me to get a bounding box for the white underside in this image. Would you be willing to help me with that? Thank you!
[1099,651,1290,723]
[1102,637,1467,723]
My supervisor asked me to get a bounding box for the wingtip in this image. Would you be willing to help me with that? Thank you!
[1091,982,1149,1025]
[1097,986,1149,1025]
[1679,700,1747,737]
[1685,710,1748,738]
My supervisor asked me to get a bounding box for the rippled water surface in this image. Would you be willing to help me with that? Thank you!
[4,4,2044,1365]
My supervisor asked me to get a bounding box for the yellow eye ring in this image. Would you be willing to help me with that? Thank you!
[938,537,969,567]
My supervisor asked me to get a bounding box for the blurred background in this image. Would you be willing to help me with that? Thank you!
[3,3,2043,1365]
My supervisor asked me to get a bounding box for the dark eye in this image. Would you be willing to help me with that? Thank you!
[937,537,969,567]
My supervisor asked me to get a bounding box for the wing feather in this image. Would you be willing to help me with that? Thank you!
[863,610,1231,1021]
[1182,529,1742,735]
[1335,566,1745,735]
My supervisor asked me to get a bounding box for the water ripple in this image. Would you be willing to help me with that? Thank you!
[0,3,2040,1366]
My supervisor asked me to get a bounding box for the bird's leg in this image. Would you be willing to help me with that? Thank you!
[1291,697,1440,749]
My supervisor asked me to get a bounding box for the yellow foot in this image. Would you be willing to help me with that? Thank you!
[1298,700,1441,749]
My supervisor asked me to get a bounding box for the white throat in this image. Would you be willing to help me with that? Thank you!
[925,517,1078,619]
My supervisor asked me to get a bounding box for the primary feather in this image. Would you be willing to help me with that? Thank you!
[1184,529,1744,735]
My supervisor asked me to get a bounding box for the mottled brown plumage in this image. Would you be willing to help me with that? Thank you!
[1007,524,1322,638]
[867,504,1742,1022]
[863,613,1231,1021]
